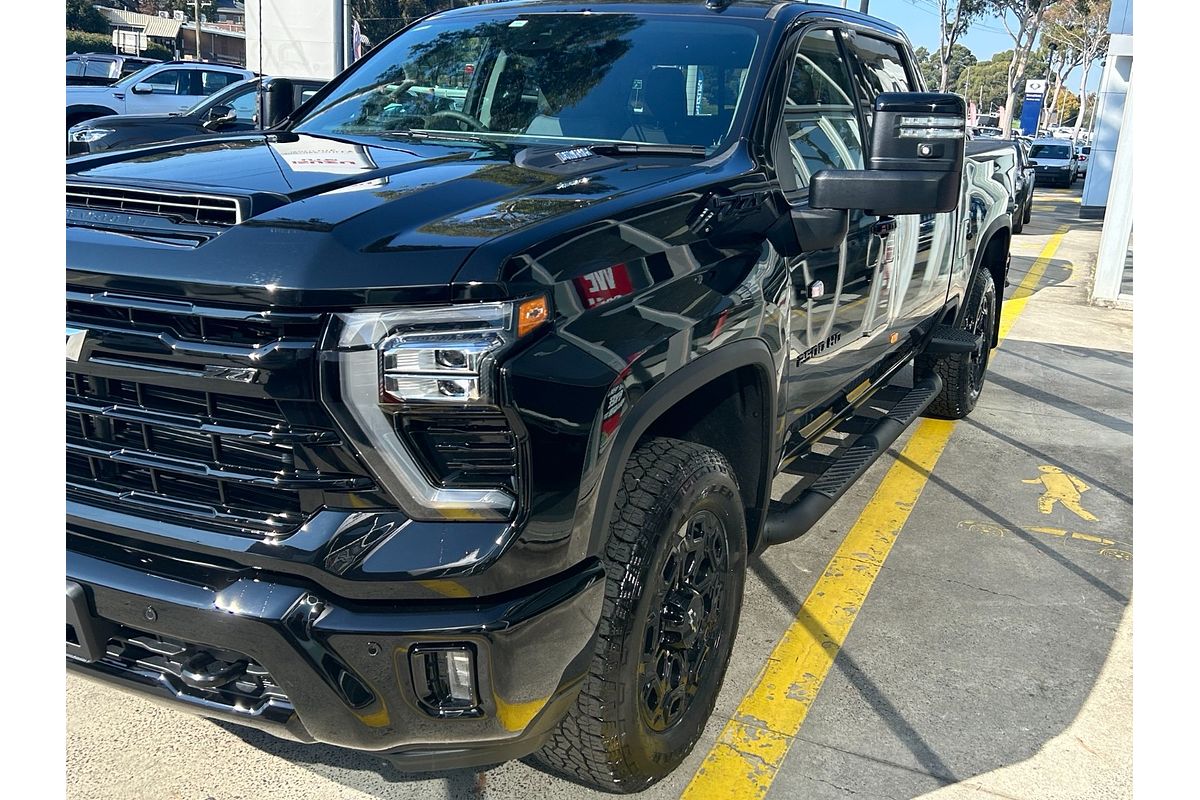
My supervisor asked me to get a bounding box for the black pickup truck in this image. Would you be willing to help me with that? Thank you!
[65,1,1012,791]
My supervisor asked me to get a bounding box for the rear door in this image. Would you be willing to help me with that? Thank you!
[843,33,955,336]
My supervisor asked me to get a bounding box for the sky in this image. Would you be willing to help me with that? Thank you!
[850,0,1103,93]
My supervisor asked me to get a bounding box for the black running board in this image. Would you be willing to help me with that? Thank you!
[760,373,943,549]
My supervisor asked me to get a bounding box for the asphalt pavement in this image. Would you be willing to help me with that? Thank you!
[66,183,1132,800]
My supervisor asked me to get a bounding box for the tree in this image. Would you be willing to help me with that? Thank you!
[67,0,109,34]
[917,43,977,91]
[1042,0,1110,139]
[954,53,1012,115]
[933,1,987,91]
[988,0,1061,135]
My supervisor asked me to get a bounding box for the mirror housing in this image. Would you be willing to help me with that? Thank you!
[767,205,848,257]
[811,92,966,216]
[131,82,153,95]
[262,78,297,127]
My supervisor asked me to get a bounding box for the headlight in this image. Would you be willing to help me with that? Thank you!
[328,297,549,520]
[68,128,113,144]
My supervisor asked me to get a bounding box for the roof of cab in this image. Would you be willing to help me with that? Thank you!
[432,0,905,37]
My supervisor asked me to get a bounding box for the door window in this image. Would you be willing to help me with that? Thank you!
[66,59,83,76]
[202,71,240,95]
[142,69,190,94]
[227,86,260,122]
[780,29,864,195]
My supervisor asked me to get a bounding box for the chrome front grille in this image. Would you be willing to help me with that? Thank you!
[66,182,244,226]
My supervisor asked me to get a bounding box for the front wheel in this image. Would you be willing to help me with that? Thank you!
[532,438,747,793]
[917,268,997,419]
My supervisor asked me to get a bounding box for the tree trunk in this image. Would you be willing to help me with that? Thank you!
[1073,60,1092,140]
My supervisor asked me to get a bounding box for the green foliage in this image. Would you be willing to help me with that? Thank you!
[955,53,1010,112]
[917,44,977,92]
[67,29,172,60]
[67,0,109,34]
[67,30,113,55]
[351,1,464,49]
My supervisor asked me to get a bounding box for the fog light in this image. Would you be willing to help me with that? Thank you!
[410,644,480,716]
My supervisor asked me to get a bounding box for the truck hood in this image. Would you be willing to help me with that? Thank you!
[66,133,701,307]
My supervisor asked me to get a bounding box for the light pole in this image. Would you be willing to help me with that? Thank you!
[193,1,214,61]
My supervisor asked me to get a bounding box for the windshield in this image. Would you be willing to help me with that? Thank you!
[184,78,258,115]
[294,12,764,153]
[1029,144,1071,159]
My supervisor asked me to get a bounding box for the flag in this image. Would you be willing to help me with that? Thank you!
[352,19,363,62]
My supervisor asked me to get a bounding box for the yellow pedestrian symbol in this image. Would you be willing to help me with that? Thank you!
[1022,466,1099,522]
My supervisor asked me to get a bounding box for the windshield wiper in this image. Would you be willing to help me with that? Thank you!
[585,143,709,158]
[378,129,496,147]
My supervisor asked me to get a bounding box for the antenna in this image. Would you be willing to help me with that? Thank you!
[257,0,264,131]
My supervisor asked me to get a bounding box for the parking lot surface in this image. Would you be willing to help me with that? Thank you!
[67,185,1132,800]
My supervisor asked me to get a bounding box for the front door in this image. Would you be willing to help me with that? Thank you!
[844,33,955,336]
[777,29,880,434]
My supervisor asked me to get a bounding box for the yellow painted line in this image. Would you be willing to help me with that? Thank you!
[997,226,1069,341]
[682,419,956,800]
[682,229,1071,800]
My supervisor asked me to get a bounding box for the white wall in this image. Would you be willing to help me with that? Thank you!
[245,0,343,81]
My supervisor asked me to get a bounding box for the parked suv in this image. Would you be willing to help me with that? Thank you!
[66,1,1013,790]
[1028,138,1078,187]
[68,76,326,156]
[66,61,254,129]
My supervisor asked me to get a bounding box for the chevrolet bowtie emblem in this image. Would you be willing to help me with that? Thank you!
[66,326,88,362]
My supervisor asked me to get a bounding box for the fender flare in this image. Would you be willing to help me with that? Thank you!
[588,338,778,554]
[961,215,1012,345]
[66,105,119,124]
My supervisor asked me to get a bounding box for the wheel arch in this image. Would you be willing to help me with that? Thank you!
[66,105,118,127]
[590,339,778,556]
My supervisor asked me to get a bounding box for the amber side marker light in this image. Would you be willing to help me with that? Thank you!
[517,296,550,338]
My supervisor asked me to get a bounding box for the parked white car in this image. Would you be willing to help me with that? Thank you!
[66,61,254,129]
[1027,138,1079,187]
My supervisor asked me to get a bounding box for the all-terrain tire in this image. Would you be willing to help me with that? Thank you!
[531,437,748,793]
[917,268,997,419]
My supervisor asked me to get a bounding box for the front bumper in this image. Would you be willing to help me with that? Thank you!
[67,546,605,769]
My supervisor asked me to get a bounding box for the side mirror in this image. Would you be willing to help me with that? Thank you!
[131,82,154,95]
[811,92,966,216]
[203,105,236,129]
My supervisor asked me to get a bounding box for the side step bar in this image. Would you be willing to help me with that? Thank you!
[760,373,943,549]
[924,324,982,355]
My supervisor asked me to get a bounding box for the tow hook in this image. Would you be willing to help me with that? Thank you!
[179,652,248,690]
